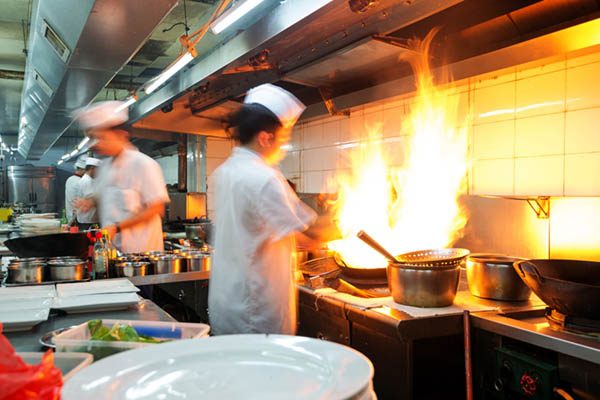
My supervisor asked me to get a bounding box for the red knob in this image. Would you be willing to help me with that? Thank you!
[520,373,537,396]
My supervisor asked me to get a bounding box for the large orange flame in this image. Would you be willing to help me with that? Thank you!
[329,30,470,268]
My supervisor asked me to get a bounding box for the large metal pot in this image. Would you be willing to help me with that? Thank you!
[6,258,46,284]
[114,262,150,277]
[466,254,531,301]
[387,263,460,307]
[47,259,87,281]
[152,254,184,274]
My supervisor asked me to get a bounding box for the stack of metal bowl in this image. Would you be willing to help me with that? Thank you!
[6,257,46,284]
[46,257,87,281]
[182,251,212,272]
[112,254,153,278]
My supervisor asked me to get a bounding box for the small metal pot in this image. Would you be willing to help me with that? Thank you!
[47,260,87,281]
[114,261,150,277]
[6,259,46,284]
[153,254,184,274]
[185,253,211,272]
[466,254,531,301]
[387,263,460,307]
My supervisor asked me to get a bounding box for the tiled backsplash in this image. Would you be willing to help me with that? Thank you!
[280,49,600,197]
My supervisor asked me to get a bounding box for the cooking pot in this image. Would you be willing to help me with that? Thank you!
[466,254,531,301]
[6,259,46,284]
[387,263,461,307]
[47,259,87,281]
[114,262,150,277]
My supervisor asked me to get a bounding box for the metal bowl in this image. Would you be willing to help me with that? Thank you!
[6,259,46,284]
[387,263,461,307]
[114,261,150,277]
[185,253,211,272]
[153,254,184,274]
[47,260,87,281]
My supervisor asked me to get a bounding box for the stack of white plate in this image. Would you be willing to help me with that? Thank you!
[0,285,55,332]
[53,279,140,313]
[18,216,61,235]
[63,334,376,399]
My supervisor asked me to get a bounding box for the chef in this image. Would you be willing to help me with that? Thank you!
[75,157,100,230]
[208,84,337,335]
[64,155,86,223]
[73,101,170,253]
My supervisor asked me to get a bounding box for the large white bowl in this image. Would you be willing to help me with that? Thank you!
[63,334,374,400]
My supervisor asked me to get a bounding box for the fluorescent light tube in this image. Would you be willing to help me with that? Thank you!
[210,0,265,34]
[144,52,195,94]
[115,96,137,113]
[61,154,70,160]
[69,149,78,157]
[76,137,90,150]
[57,159,63,165]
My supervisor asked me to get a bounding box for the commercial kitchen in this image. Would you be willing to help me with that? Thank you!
[0,0,599,399]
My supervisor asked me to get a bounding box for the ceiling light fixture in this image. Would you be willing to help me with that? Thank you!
[210,0,265,34]
[144,50,197,94]
[57,159,63,165]
[76,136,90,150]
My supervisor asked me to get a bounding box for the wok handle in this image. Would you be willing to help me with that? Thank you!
[356,230,397,263]
[515,261,544,284]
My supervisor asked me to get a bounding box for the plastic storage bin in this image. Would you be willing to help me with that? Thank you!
[18,352,93,381]
[53,319,210,360]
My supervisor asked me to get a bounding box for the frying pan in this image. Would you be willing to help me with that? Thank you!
[514,259,600,319]
[4,233,90,260]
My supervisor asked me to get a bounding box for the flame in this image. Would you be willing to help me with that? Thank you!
[329,30,470,268]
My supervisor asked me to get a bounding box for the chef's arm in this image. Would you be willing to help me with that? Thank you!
[105,201,166,237]
[296,216,341,250]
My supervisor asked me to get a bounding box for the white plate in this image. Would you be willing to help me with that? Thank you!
[0,308,49,332]
[63,334,374,400]
[0,297,53,311]
[52,292,140,313]
[57,279,138,297]
[0,285,56,299]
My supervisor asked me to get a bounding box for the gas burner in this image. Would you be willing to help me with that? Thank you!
[545,308,600,339]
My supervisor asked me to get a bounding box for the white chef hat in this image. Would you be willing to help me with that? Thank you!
[85,157,101,167]
[244,84,306,128]
[74,101,129,130]
[74,155,87,170]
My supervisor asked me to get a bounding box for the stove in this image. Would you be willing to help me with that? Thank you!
[471,306,600,399]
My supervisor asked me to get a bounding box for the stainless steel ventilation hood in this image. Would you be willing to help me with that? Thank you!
[18,0,178,160]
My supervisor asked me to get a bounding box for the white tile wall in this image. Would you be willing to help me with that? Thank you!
[275,48,600,197]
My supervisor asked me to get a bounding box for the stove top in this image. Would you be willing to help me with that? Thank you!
[472,306,600,365]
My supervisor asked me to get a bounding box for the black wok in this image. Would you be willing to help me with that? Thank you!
[514,259,600,319]
[5,233,90,260]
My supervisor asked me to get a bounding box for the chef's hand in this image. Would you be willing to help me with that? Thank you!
[103,224,118,239]
[74,198,94,212]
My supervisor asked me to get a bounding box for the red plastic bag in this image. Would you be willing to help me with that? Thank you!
[0,323,62,400]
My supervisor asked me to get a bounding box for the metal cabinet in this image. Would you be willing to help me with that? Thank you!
[7,166,57,213]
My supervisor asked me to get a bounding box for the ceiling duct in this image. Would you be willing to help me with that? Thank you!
[18,0,178,160]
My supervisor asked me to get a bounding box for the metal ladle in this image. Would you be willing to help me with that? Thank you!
[356,230,398,263]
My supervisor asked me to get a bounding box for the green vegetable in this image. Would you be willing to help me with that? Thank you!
[87,320,166,344]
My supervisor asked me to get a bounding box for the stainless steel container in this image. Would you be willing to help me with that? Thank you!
[466,254,531,301]
[387,263,461,307]
[6,259,46,284]
[47,259,87,281]
[114,262,150,277]
[153,254,184,274]
[185,253,211,272]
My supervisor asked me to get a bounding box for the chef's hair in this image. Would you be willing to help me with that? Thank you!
[227,103,282,144]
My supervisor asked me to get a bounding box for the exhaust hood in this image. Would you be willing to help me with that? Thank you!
[18,0,178,160]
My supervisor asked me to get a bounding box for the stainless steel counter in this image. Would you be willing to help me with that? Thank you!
[5,299,175,352]
[126,270,210,286]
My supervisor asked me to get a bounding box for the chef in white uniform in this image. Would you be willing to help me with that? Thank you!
[75,157,100,230]
[73,101,170,253]
[64,156,86,222]
[209,84,337,335]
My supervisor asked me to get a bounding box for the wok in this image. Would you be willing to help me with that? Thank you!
[5,233,90,260]
[514,259,600,319]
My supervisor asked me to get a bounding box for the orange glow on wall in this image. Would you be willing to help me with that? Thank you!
[550,198,600,261]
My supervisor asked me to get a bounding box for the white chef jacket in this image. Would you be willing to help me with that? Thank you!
[64,175,81,221]
[76,174,98,224]
[94,148,170,253]
[208,147,317,335]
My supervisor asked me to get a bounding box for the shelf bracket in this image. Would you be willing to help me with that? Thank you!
[319,87,350,117]
[526,197,550,219]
